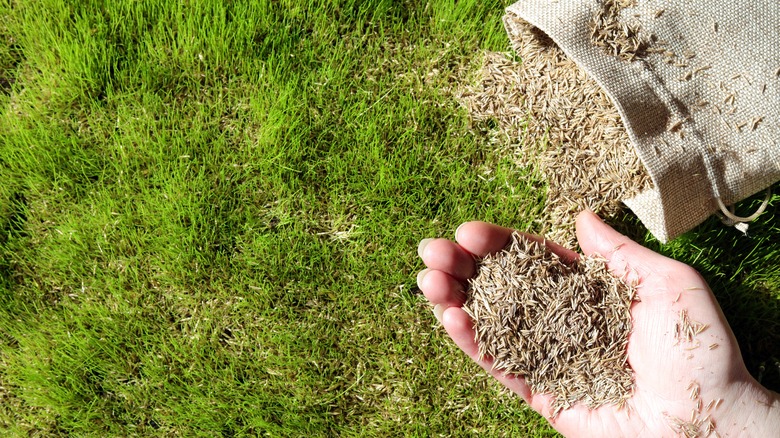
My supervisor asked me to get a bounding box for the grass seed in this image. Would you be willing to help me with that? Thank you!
[463,232,637,414]
[457,15,653,247]
[589,0,649,61]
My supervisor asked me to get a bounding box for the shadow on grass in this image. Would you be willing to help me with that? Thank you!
[608,183,780,392]
[0,43,23,96]
[0,192,28,296]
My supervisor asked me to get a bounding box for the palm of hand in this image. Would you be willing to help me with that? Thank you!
[417,212,776,437]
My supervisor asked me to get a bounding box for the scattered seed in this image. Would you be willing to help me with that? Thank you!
[750,116,763,131]
[465,14,653,248]
[675,309,707,343]
[684,340,701,350]
[688,381,700,400]
[668,118,685,132]
[589,0,649,62]
[708,343,719,350]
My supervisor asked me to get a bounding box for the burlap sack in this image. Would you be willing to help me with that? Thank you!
[506,0,779,242]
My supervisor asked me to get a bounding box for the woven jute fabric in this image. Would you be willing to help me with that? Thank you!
[506,0,780,242]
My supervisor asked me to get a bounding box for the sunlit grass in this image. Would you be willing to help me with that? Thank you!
[0,0,777,436]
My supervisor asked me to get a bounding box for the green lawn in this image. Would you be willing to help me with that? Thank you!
[0,0,777,436]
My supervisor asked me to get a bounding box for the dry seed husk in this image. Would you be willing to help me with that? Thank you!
[463,232,636,414]
[589,0,649,62]
[456,17,653,248]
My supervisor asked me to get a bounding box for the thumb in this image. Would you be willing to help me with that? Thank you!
[575,210,691,293]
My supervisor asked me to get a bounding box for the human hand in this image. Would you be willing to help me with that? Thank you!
[417,211,779,437]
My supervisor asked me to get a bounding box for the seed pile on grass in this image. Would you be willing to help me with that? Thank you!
[463,232,636,416]
[457,15,653,248]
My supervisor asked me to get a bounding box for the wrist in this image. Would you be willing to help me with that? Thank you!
[727,380,780,437]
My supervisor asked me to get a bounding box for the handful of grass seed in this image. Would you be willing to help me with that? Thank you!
[463,232,636,416]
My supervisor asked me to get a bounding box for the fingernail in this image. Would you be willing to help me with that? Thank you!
[433,304,445,322]
[416,269,429,288]
[417,238,434,259]
[455,223,465,241]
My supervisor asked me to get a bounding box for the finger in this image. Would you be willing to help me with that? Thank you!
[440,308,601,431]
[574,210,694,291]
[453,221,514,257]
[417,269,467,306]
[456,221,579,263]
[440,306,533,402]
[418,238,476,280]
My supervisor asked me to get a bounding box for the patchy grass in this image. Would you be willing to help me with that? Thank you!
[0,0,553,435]
[0,0,777,436]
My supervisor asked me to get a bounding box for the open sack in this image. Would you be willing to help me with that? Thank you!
[501,0,779,243]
